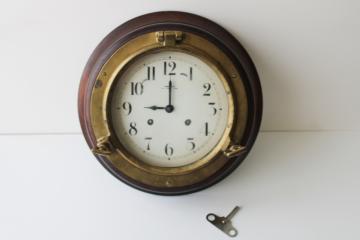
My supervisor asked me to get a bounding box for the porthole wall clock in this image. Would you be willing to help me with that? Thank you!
[78,11,262,195]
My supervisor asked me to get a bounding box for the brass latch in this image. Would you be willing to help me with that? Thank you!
[92,136,113,156]
[223,144,246,158]
[156,31,183,46]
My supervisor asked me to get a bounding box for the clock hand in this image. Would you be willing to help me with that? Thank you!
[168,79,172,106]
[165,79,174,113]
[144,105,166,111]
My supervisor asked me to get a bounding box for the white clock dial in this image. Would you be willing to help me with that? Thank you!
[110,51,230,167]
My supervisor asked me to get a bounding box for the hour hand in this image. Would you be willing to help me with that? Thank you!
[144,105,165,111]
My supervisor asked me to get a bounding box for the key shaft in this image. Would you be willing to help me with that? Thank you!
[226,206,240,221]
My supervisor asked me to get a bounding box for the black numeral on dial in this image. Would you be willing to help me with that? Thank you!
[129,122,138,136]
[205,122,209,136]
[147,66,155,80]
[164,61,176,76]
[208,102,217,115]
[187,138,196,150]
[203,83,211,96]
[165,143,174,157]
[131,82,144,95]
[145,137,152,150]
[122,102,132,115]
[180,67,193,80]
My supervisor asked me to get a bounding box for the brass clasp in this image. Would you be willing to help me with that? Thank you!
[223,144,246,158]
[92,136,113,156]
[156,31,183,46]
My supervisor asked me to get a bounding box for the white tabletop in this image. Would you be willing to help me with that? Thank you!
[1,131,359,240]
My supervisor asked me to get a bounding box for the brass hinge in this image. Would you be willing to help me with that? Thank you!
[156,31,183,46]
[92,136,114,156]
[223,144,246,158]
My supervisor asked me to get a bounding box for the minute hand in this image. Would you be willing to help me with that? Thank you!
[168,80,173,106]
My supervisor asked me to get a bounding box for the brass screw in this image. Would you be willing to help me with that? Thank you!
[95,80,103,88]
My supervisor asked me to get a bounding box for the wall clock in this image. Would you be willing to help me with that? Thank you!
[78,11,262,195]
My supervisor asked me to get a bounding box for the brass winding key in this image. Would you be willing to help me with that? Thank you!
[206,206,241,237]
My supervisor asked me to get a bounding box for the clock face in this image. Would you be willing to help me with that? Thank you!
[109,51,230,167]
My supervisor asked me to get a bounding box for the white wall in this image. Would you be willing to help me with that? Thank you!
[1,1,360,240]
[0,0,359,133]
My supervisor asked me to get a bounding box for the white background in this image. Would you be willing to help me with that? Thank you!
[0,0,359,239]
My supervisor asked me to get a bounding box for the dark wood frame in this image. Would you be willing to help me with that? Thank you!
[78,11,262,195]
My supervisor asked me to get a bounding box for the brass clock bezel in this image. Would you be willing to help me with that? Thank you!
[89,31,248,188]
[106,47,235,175]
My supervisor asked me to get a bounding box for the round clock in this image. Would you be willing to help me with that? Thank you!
[78,11,262,195]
